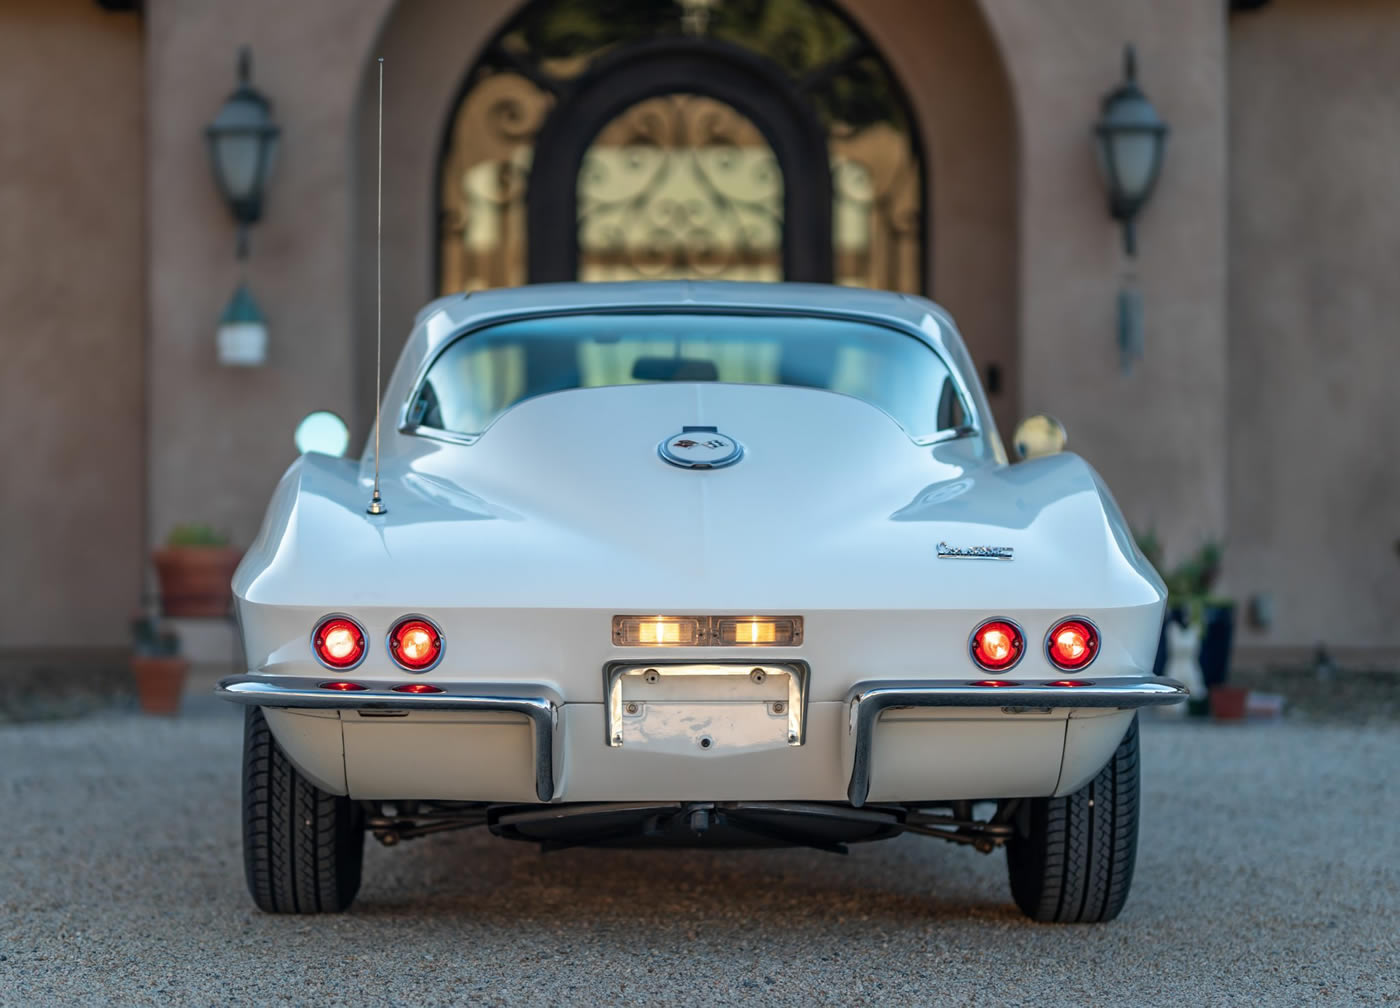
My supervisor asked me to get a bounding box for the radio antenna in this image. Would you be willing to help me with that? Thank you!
[366,56,388,516]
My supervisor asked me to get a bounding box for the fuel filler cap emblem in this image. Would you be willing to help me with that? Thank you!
[659,426,743,470]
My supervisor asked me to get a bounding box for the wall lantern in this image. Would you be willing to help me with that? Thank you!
[207,46,277,367]
[1093,45,1168,257]
[205,46,280,259]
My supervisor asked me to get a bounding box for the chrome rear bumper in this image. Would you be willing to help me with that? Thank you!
[216,676,561,802]
[844,676,1188,807]
[218,673,1186,808]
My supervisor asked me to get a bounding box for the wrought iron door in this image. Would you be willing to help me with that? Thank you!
[526,39,832,284]
[437,0,924,295]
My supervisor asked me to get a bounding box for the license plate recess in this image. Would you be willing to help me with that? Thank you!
[603,661,809,753]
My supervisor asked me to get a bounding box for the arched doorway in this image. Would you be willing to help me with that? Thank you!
[436,0,924,293]
[354,0,1017,438]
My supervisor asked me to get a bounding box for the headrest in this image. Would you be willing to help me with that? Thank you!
[631,356,719,382]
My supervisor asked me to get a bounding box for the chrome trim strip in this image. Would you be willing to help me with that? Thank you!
[216,676,561,803]
[396,423,480,447]
[921,425,978,448]
[844,677,1189,807]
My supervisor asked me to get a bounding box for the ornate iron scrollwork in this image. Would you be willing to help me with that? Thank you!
[437,0,923,294]
[577,94,783,281]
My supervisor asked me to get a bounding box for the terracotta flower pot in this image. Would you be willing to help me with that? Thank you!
[1209,684,1249,721]
[152,546,243,619]
[131,655,190,715]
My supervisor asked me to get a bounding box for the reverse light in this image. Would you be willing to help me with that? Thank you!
[715,617,802,646]
[612,615,803,647]
[312,616,366,670]
[392,682,443,694]
[318,680,366,691]
[970,618,1024,672]
[389,616,444,671]
[1047,618,1099,671]
[614,616,702,646]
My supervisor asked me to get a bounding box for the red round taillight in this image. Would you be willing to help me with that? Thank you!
[1047,618,1099,671]
[312,616,366,670]
[388,616,443,671]
[970,619,1024,672]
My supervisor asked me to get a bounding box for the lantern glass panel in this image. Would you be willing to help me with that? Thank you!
[212,131,263,202]
[1109,130,1158,199]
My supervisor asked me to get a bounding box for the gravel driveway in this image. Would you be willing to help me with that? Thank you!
[1,707,1396,1006]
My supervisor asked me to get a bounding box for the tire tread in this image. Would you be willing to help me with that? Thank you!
[1006,715,1140,923]
[241,707,364,913]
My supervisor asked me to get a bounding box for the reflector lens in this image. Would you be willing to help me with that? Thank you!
[1049,679,1093,688]
[1047,619,1099,671]
[319,681,366,691]
[972,679,1020,688]
[313,617,366,669]
[392,682,443,694]
[389,617,443,671]
[971,619,1024,672]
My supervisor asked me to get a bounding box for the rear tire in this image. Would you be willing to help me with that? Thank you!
[1005,714,1139,923]
[242,706,365,913]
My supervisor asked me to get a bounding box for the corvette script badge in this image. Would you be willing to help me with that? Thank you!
[937,541,1014,560]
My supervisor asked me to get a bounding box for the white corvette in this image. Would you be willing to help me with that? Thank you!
[219,281,1186,920]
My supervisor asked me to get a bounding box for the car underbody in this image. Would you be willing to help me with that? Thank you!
[365,797,1023,855]
[239,704,1152,921]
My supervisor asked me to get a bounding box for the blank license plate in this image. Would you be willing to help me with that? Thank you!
[604,661,807,753]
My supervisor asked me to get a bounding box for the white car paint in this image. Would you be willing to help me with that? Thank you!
[223,282,1175,807]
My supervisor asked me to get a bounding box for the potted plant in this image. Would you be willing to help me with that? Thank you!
[130,614,188,715]
[1137,533,1238,713]
[1167,540,1236,692]
[152,523,242,619]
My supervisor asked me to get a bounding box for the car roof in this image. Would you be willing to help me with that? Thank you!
[410,281,963,359]
[387,281,998,459]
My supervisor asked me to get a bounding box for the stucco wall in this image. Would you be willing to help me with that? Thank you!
[143,0,391,550]
[350,0,519,441]
[1228,0,1400,650]
[845,0,1019,434]
[141,0,1231,587]
[150,0,1232,629]
[979,0,1230,571]
[0,1,144,648]
[7,0,1395,659]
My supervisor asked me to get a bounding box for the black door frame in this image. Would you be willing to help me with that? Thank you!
[526,38,834,284]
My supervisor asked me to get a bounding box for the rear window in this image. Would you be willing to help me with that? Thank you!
[406,312,970,441]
